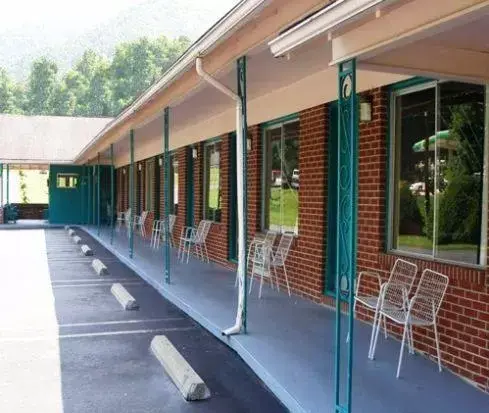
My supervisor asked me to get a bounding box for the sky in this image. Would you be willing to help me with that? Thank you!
[0,0,237,34]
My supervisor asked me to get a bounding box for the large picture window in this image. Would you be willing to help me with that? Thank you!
[263,119,299,234]
[389,81,487,266]
[203,140,221,222]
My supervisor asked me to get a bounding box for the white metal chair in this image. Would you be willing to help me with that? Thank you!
[150,219,163,248]
[248,241,274,299]
[371,269,449,378]
[178,220,212,263]
[116,208,129,231]
[353,259,418,358]
[235,230,277,288]
[162,214,176,247]
[269,232,294,296]
[133,210,149,238]
[122,208,132,236]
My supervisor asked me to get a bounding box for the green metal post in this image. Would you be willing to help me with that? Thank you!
[110,144,115,244]
[0,164,3,206]
[6,164,9,204]
[87,165,91,224]
[97,152,101,236]
[237,56,248,333]
[92,166,96,226]
[129,130,135,258]
[334,58,358,413]
[163,107,171,284]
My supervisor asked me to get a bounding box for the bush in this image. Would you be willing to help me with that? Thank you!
[435,175,481,244]
[399,181,424,234]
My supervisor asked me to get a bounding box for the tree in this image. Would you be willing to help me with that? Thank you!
[0,68,22,114]
[26,57,58,115]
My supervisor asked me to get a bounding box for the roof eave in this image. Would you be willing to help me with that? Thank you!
[73,0,270,163]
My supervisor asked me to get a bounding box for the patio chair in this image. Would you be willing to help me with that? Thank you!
[269,232,294,296]
[235,230,277,287]
[150,219,162,248]
[116,208,131,232]
[161,214,177,247]
[178,220,212,263]
[353,258,418,358]
[248,241,274,299]
[249,231,294,297]
[370,269,449,378]
[153,214,177,249]
[124,208,132,235]
[133,210,149,238]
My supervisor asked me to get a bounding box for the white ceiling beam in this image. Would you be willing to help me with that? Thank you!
[268,0,396,57]
[361,44,489,84]
[331,0,489,64]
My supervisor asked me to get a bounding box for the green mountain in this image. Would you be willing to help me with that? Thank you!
[0,0,237,80]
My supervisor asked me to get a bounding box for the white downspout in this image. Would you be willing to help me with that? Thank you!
[195,57,246,336]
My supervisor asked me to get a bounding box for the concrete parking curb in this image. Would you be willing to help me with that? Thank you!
[110,283,139,310]
[92,259,108,276]
[72,235,82,244]
[68,229,75,236]
[150,335,211,401]
[80,244,93,256]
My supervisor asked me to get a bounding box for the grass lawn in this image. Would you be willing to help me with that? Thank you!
[398,235,478,252]
[269,187,298,228]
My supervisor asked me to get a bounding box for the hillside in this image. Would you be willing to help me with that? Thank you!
[0,0,238,80]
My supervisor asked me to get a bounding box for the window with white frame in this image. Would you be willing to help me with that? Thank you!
[203,140,221,222]
[389,81,487,266]
[263,119,300,234]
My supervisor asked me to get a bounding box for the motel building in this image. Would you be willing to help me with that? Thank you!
[1,1,489,412]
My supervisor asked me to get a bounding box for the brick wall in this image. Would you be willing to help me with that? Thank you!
[351,88,489,392]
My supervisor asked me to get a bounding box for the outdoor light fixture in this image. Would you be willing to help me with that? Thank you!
[192,147,198,159]
[123,168,126,175]
[360,97,372,122]
[247,137,252,152]
[158,157,163,166]
[138,163,142,171]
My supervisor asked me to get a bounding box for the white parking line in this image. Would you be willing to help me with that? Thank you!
[52,278,135,283]
[0,326,196,342]
[52,282,144,288]
[58,317,185,328]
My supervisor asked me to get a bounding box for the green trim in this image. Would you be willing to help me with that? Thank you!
[97,153,101,235]
[129,129,135,259]
[6,164,9,204]
[0,163,3,205]
[110,144,115,244]
[260,113,299,129]
[228,132,238,261]
[203,136,222,145]
[388,76,432,92]
[154,155,161,220]
[186,146,195,227]
[385,90,392,253]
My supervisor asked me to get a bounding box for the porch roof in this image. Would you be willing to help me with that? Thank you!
[0,114,112,165]
[85,225,489,413]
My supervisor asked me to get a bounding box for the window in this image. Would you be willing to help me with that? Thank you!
[203,140,222,222]
[263,119,300,234]
[389,81,487,266]
[170,154,179,215]
[145,160,154,211]
[57,173,78,189]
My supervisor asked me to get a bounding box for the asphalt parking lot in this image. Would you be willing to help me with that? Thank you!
[0,229,285,413]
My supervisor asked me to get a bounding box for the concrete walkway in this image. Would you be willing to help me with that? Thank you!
[84,225,489,413]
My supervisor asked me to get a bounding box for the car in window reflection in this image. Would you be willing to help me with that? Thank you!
[409,181,425,195]
[291,169,299,189]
